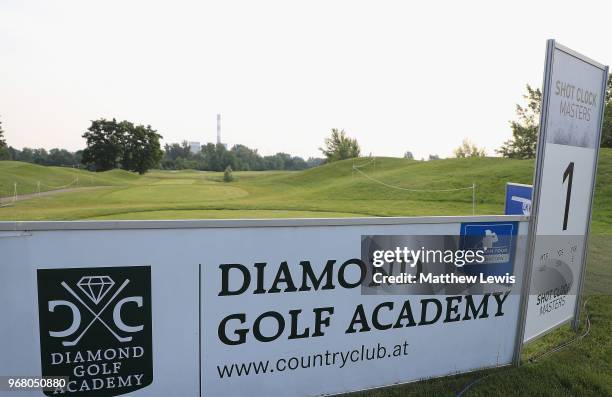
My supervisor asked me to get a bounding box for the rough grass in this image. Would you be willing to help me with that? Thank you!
[0,161,140,197]
[0,150,610,234]
[0,150,611,396]
[0,156,550,220]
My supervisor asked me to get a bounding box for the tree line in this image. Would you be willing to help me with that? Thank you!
[161,141,323,171]
[2,146,82,167]
[0,118,326,173]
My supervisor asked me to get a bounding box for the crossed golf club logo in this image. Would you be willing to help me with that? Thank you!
[48,275,144,346]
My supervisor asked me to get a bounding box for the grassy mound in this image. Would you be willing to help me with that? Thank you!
[0,150,610,231]
[0,161,141,196]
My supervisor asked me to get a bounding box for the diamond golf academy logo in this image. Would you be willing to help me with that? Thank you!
[37,266,152,396]
[77,275,115,305]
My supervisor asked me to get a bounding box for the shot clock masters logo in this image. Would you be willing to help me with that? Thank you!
[37,266,152,396]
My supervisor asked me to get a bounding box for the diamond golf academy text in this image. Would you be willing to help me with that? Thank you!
[48,347,145,394]
[217,259,511,345]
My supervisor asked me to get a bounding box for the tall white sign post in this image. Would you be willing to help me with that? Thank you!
[516,40,608,355]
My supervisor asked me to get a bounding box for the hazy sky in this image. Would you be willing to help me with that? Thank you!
[1,0,611,159]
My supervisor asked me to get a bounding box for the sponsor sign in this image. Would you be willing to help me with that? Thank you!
[0,217,528,397]
[504,183,533,216]
[199,219,528,396]
[36,266,152,396]
[520,41,608,343]
[0,227,200,396]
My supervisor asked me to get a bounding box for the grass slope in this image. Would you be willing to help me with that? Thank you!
[0,150,610,233]
[0,152,611,396]
[0,161,140,197]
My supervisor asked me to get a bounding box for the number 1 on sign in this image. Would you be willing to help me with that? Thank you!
[562,162,574,231]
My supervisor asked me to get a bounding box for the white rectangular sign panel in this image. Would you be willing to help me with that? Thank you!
[522,41,608,343]
[199,219,528,396]
[0,217,528,397]
[0,226,200,397]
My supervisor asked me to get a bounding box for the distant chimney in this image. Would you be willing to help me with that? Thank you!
[216,114,221,145]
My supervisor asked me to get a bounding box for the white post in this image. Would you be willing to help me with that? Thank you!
[472,182,475,215]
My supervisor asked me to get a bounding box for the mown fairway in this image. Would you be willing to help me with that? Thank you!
[1,152,611,396]
[1,151,610,231]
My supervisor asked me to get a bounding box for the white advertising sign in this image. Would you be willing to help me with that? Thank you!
[0,217,528,397]
[201,220,528,396]
[522,41,608,343]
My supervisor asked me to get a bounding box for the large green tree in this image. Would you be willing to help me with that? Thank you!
[319,128,360,162]
[81,118,163,173]
[121,123,163,174]
[497,85,541,159]
[81,119,126,171]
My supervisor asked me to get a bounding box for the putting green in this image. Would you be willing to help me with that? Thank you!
[101,184,249,204]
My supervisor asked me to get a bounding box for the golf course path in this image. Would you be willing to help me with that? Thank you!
[2,186,110,204]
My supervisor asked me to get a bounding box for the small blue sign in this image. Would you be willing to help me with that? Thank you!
[504,182,533,215]
[459,221,518,277]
